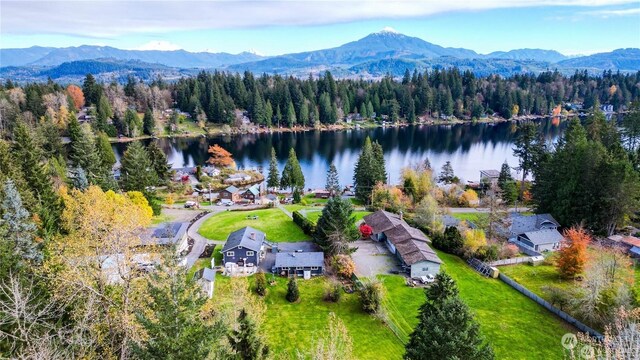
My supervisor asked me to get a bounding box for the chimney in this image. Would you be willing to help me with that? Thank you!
[250,232,256,240]
[399,211,403,220]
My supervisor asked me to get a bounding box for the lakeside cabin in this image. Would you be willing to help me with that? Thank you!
[221,227,266,268]
[509,213,563,253]
[219,185,242,203]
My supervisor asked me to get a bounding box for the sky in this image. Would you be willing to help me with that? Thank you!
[1,1,639,56]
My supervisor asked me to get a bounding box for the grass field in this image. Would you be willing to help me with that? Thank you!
[304,210,371,224]
[380,253,574,359]
[186,246,220,280]
[215,275,405,359]
[198,208,309,242]
[451,212,487,224]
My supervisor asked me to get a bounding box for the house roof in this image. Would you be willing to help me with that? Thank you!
[224,185,239,193]
[629,246,640,256]
[510,213,559,235]
[245,185,260,196]
[365,210,441,266]
[222,227,265,252]
[194,267,216,282]
[521,229,564,245]
[393,238,442,265]
[141,222,188,246]
[480,169,500,178]
[363,210,405,234]
[620,236,640,248]
[274,252,324,268]
[265,194,278,200]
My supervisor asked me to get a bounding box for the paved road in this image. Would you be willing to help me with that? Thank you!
[446,207,530,213]
[184,210,224,268]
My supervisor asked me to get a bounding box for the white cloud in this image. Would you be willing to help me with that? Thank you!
[1,0,638,38]
[136,40,182,51]
[580,7,640,17]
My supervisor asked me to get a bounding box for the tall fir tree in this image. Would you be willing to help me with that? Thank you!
[286,101,297,128]
[120,142,158,192]
[497,161,513,190]
[142,108,156,136]
[1,179,40,264]
[267,147,280,190]
[147,141,171,184]
[353,137,385,203]
[67,117,102,185]
[132,253,226,359]
[314,196,359,256]
[405,272,494,360]
[12,121,61,237]
[228,309,269,360]
[325,163,340,196]
[280,148,305,191]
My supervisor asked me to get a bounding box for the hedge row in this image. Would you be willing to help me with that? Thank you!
[292,211,316,236]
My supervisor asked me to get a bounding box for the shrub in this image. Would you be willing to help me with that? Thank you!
[293,188,302,203]
[165,193,175,206]
[499,243,519,259]
[292,211,316,236]
[432,226,464,254]
[359,279,383,314]
[475,244,499,262]
[323,280,342,302]
[286,277,299,303]
[255,270,267,296]
[331,255,355,279]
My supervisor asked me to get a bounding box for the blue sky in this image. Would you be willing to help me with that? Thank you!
[1,1,639,55]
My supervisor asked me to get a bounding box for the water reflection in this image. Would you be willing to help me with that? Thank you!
[113,119,566,188]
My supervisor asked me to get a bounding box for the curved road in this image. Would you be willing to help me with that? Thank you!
[184,210,225,268]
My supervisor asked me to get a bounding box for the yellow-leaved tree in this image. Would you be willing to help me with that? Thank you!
[45,185,153,358]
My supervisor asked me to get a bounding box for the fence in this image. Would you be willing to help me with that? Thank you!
[509,239,543,257]
[498,273,603,340]
[489,256,533,267]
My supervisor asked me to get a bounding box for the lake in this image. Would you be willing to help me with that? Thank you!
[112,118,567,189]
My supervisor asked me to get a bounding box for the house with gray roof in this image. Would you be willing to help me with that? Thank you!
[222,227,266,267]
[480,169,501,185]
[219,185,241,202]
[363,210,442,278]
[509,213,563,252]
[273,252,324,279]
[140,222,189,253]
[441,215,478,230]
[242,184,261,203]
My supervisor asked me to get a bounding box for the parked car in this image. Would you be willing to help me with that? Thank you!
[421,274,435,284]
[184,201,197,208]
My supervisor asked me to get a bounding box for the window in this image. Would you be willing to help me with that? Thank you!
[246,251,255,256]
[311,266,319,270]
[296,267,303,270]
[226,251,235,257]
[238,246,243,249]
[281,267,289,270]
[422,267,429,271]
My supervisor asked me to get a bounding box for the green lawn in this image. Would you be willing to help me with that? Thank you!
[305,210,371,224]
[150,212,174,225]
[499,262,574,298]
[451,212,487,224]
[198,208,309,242]
[215,276,405,359]
[437,251,573,359]
[380,253,574,359]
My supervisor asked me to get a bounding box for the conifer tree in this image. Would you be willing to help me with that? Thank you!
[325,163,340,196]
[132,253,225,359]
[12,121,61,237]
[497,161,513,190]
[405,272,494,360]
[353,137,385,203]
[267,147,279,191]
[437,161,456,184]
[286,277,300,303]
[265,100,273,128]
[147,141,171,184]
[280,148,304,191]
[67,117,101,183]
[120,142,158,192]
[314,196,359,256]
[1,180,40,264]
[142,108,155,136]
[299,102,310,127]
[96,94,112,132]
[228,309,269,360]
[286,101,297,128]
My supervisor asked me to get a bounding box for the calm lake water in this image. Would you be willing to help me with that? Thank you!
[112,118,567,189]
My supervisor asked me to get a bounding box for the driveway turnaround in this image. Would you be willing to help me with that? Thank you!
[351,239,401,278]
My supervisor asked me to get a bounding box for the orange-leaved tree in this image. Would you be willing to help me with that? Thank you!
[207,144,235,167]
[66,84,85,111]
[556,226,590,279]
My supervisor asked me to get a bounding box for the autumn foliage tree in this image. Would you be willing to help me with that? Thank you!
[66,84,85,111]
[556,226,590,279]
[207,144,235,168]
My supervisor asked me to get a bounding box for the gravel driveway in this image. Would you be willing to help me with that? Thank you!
[351,239,401,277]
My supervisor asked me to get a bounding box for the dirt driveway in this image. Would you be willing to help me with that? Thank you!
[352,239,401,278]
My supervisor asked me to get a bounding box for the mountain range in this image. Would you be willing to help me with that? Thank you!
[1,29,638,82]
